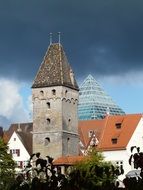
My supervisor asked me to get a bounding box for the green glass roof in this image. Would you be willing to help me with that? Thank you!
[78,75,125,120]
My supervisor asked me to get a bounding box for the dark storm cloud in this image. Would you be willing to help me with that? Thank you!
[0,0,143,81]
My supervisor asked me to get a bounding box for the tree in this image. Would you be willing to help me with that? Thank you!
[68,149,119,190]
[10,153,67,190]
[10,150,121,190]
[122,146,143,190]
[0,137,15,190]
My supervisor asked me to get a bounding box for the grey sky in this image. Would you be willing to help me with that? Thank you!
[0,0,143,82]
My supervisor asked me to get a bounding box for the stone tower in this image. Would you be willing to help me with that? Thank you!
[32,42,79,159]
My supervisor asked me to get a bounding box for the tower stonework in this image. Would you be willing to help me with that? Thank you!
[32,43,79,159]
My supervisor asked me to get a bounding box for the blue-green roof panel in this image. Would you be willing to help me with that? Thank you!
[78,75,125,120]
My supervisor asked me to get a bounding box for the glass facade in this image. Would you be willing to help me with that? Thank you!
[78,75,125,120]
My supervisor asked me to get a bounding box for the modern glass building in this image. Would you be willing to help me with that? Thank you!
[78,75,125,120]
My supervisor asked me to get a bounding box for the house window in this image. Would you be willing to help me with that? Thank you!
[111,138,118,144]
[17,161,23,168]
[115,160,123,168]
[10,149,12,155]
[16,149,20,156]
[115,123,121,129]
[52,89,56,95]
[14,138,16,141]
[10,149,20,157]
[47,102,50,109]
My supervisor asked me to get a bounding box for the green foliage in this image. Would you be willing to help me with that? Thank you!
[68,149,117,190]
[0,138,15,190]
[8,150,119,190]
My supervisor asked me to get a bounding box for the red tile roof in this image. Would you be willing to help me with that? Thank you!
[79,118,106,148]
[79,114,142,151]
[53,156,84,166]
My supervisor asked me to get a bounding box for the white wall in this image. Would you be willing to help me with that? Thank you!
[103,149,131,181]
[127,117,143,153]
[8,132,30,168]
[103,116,143,182]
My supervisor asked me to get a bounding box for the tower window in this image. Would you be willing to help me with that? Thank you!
[47,102,50,109]
[65,90,68,96]
[40,90,44,96]
[68,118,71,129]
[67,137,70,141]
[88,130,93,137]
[45,137,50,146]
[52,89,56,95]
[46,118,51,125]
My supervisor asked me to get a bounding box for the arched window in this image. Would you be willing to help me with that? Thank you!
[46,118,51,125]
[68,118,71,129]
[67,137,70,142]
[45,137,50,146]
[65,90,68,96]
[40,90,44,96]
[52,89,56,95]
[47,102,50,109]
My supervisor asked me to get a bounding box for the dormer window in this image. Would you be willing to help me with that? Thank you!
[111,138,118,144]
[88,130,93,138]
[52,89,56,95]
[115,123,121,129]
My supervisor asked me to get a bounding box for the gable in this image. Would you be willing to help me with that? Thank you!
[8,132,30,159]
[79,114,142,152]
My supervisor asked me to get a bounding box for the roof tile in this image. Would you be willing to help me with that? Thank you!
[32,43,79,90]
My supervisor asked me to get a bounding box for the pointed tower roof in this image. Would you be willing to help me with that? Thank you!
[78,75,125,120]
[32,43,79,90]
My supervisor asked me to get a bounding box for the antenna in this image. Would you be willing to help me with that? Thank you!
[58,32,61,44]
[50,33,52,45]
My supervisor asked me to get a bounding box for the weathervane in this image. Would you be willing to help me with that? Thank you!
[50,33,52,45]
[58,32,61,44]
